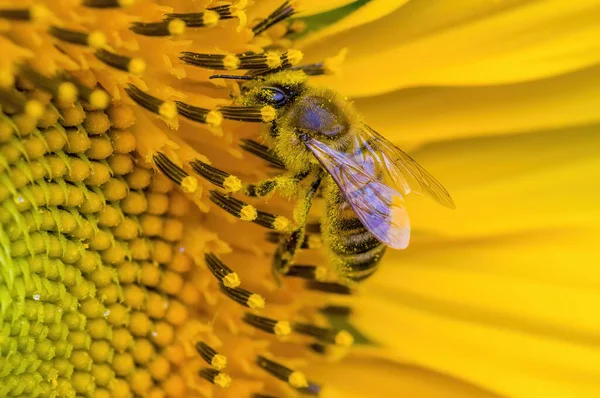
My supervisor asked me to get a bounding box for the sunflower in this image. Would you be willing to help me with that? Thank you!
[1,1,598,398]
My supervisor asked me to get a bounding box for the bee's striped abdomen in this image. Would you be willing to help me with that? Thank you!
[325,194,386,281]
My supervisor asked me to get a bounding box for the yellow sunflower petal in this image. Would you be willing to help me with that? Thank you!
[354,289,600,397]
[315,352,499,398]
[301,0,600,97]
[402,125,600,237]
[298,0,409,46]
[357,65,600,145]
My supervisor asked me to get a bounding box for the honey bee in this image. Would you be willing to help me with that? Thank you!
[223,69,456,282]
[136,4,455,287]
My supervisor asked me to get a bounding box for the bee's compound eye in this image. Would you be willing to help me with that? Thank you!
[259,87,288,106]
[270,89,286,103]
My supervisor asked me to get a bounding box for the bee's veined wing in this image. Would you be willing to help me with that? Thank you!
[304,136,410,249]
[353,125,456,209]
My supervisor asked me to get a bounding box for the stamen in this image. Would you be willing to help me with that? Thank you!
[204,253,241,288]
[293,322,354,347]
[0,8,31,20]
[306,281,352,295]
[179,52,241,71]
[164,10,219,28]
[152,152,197,193]
[209,74,257,81]
[220,285,265,309]
[95,49,145,76]
[243,313,291,337]
[255,355,308,388]
[48,26,106,49]
[60,74,110,109]
[0,5,48,22]
[252,1,295,36]
[319,305,352,316]
[130,19,185,36]
[124,84,177,119]
[195,341,227,370]
[18,65,79,104]
[247,49,304,77]
[0,89,43,118]
[174,100,222,127]
[292,63,326,76]
[281,49,303,68]
[206,5,236,20]
[198,368,231,388]
[206,3,247,28]
[239,139,285,169]
[218,105,276,123]
[209,190,290,230]
[189,159,241,193]
[82,0,134,8]
[308,343,327,355]
[180,51,286,71]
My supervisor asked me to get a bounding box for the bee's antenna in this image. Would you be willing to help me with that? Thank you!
[209,74,257,81]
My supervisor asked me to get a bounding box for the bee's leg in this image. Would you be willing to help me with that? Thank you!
[245,170,309,198]
[266,230,322,250]
[272,176,322,280]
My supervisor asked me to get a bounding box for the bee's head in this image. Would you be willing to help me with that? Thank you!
[238,70,306,109]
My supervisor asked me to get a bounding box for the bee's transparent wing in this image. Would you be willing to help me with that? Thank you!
[304,136,410,249]
[352,125,456,209]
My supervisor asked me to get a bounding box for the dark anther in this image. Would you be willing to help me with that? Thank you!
[252,1,295,36]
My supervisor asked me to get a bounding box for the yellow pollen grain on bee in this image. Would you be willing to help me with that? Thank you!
[272,216,290,232]
[247,293,265,310]
[57,82,78,104]
[222,272,241,288]
[206,110,223,127]
[118,0,135,6]
[180,176,197,193]
[24,99,44,119]
[167,19,186,35]
[128,57,146,76]
[158,101,177,119]
[288,371,308,388]
[211,354,227,371]
[286,49,304,66]
[223,54,241,71]
[222,175,242,193]
[274,321,291,337]
[334,330,354,347]
[90,89,110,110]
[260,106,276,122]
[265,52,282,69]
[240,204,257,221]
[214,372,232,388]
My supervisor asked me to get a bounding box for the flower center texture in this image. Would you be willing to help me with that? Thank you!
[0,1,358,397]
